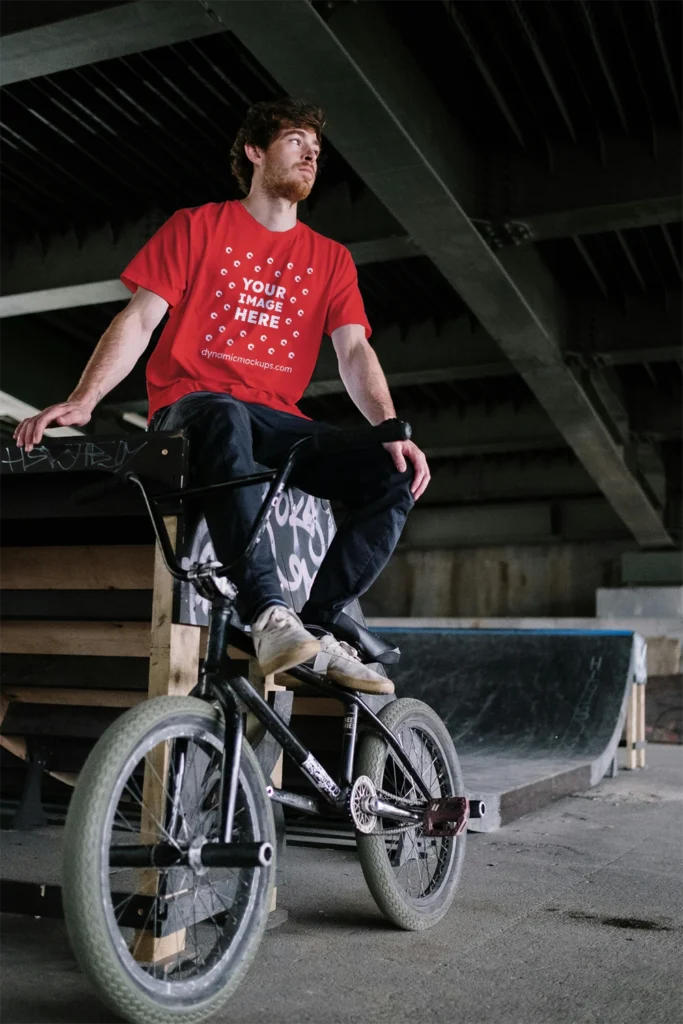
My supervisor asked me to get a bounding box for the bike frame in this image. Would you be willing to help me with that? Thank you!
[196,598,430,843]
[124,443,432,844]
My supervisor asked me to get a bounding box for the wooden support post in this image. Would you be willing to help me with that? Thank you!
[133,517,200,963]
[247,659,284,913]
[636,683,646,769]
[0,695,77,786]
[148,518,201,699]
[624,681,638,770]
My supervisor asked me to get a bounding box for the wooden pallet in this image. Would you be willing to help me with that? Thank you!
[0,516,286,960]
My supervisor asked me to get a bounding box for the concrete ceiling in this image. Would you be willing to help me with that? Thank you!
[0,0,680,548]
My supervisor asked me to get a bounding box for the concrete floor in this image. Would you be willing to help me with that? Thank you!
[1,744,681,1024]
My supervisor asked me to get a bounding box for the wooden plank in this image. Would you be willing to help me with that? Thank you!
[624,682,638,770]
[135,517,197,960]
[148,518,201,699]
[0,694,78,786]
[1,621,152,658]
[1,687,143,708]
[131,927,187,965]
[2,702,121,737]
[0,654,150,692]
[132,732,187,961]
[637,683,647,769]
[0,590,153,621]
[1,546,154,590]
[246,660,283,913]
[292,697,345,717]
[0,623,245,661]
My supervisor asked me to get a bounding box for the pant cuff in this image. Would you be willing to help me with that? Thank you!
[249,597,289,626]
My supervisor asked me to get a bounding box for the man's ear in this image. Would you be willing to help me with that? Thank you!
[244,142,263,168]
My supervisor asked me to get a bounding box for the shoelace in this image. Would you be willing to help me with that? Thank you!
[262,606,294,631]
[322,635,362,662]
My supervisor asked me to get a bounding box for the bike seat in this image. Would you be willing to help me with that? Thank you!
[303,611,401,667]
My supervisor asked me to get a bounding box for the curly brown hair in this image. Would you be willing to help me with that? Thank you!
[230,98,326,195]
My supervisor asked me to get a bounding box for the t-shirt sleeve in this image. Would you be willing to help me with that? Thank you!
[324,247,372,339]
[120,209,191,309]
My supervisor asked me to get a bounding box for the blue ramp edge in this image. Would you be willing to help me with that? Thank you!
[377,628,641,831]
[374,627,635,636]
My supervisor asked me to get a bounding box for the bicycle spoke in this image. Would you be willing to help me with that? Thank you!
[95,719,267,991]
[379,723,458,900]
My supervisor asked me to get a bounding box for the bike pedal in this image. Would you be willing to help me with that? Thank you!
[422,796,469,837]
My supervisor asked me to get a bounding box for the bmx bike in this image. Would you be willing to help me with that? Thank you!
[61,419,478,1024]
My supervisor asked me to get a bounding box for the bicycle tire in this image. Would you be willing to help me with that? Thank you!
[62,696,275,1024]
[355,697,466,930]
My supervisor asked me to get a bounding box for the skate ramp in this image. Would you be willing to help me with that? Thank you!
[376,627,646,831]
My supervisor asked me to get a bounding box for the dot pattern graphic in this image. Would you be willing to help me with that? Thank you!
[201,240,323,370]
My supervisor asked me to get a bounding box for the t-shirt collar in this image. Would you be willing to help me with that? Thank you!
[233,199,301,239]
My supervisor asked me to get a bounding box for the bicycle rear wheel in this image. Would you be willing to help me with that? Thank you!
[62,696,275,1024]
[355,698,466,930]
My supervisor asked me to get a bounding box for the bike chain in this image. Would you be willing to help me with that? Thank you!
[362,787,426,837]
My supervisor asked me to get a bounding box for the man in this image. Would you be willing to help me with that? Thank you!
[14,99,430,691]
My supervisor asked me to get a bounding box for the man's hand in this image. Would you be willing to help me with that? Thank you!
[383,439,430,500]
[13,400,94,452]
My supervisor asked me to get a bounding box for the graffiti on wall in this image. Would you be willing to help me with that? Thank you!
[177,485,337,627]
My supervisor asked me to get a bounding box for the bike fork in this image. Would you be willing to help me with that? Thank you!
[200,595,244,844]
[218,704,243,843]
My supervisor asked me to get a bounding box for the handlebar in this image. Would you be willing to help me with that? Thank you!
[308,418,411,456]
[70,419,412,587]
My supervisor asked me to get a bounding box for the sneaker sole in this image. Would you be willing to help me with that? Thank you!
[259,638,321,678]
[326,666,395,695]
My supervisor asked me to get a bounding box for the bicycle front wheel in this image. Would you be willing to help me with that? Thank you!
[355,698,466,931]
[62,696,275,1024]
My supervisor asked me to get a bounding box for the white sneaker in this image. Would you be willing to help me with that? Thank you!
[312,634,394,695]
[251,605,321,677]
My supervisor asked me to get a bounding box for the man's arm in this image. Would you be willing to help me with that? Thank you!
[331,324,430,499]
[13,287,169,451]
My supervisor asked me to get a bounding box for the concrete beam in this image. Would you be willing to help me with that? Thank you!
[345,236,420,264]
[401,497,630,548]
[632,395,683,441]
[0,1,223,86]
[213,0,670,546]
[0,315,148,411]
[0,214,419,317]
[333,402,564,458]
[481,133,682,241]
[0,210,198,325]
[569,296,683,368]
[0,391,82,437]
[422,453,597,506]
[0,317,91,410]
[308,315,510,396]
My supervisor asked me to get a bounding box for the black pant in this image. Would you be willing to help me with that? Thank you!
[152,392,414,625]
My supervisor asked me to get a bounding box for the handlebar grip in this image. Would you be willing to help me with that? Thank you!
[309,419,411,457]
[71,472,131,506]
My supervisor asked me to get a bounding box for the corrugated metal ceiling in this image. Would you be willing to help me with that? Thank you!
[0,0,680,418]
[539,223,682,303]
[389,0,681,154]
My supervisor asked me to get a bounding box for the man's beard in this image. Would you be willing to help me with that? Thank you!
[262,163,314,203]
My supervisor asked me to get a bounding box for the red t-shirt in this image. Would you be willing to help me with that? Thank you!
[121,200,371,420]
